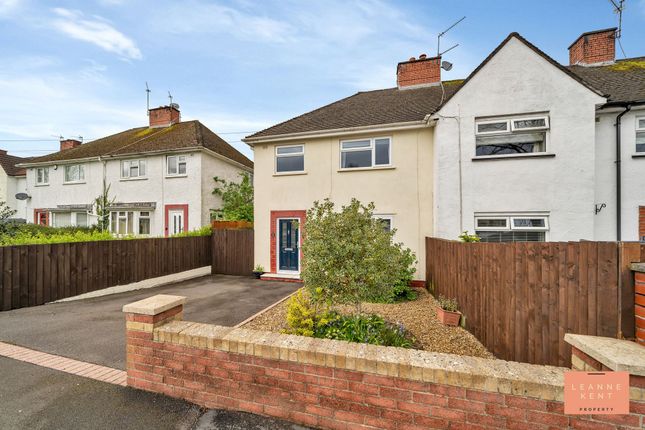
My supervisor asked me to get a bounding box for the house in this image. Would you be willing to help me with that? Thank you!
[18,105,253,236]
[244,28,645,282]
[0,150,30,221]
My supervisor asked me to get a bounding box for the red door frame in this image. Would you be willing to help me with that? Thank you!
[34,209,49,226]
[270,210,306,274]
[164,204,189,237]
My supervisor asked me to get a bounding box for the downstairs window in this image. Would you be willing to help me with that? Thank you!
[475,215,548,242]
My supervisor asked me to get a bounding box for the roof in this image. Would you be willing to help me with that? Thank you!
[26,120,253,169]
[0,152,31,176]
[567,57,645,103]
[246,82,463,139]
[247,32,644,141]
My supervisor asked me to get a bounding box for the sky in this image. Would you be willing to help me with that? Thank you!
[1,0,644,161]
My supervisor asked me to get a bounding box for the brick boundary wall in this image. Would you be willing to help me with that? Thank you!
[635,268,645,346]
[124,295,645,430]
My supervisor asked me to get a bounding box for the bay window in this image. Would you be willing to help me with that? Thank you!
[475,115,549,157]
[110,211,152,236]
[340,137,391,169]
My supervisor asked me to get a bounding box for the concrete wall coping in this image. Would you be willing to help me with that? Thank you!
[632,263,645,273]
[564,333,645,376]
[122,294,186,316]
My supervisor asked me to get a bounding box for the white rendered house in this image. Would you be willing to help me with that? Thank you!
[19,105,253,236]
[245,28,645,282]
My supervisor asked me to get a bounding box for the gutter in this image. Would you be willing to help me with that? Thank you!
[243,119,433,145]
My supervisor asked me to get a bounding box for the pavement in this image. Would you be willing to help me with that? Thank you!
[0,274,299,369]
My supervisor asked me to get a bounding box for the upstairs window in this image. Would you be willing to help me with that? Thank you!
[340,137,391,169]
[475,215,549,242]
[475,115,549,157]
[121,159,146,179]
[64,164,85,183]
[167,155,187,176]
[275,145,304,173]
[36,167,49,185]
[637,117,645,153]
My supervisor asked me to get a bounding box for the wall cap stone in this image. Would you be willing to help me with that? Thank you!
[122,294,186,315]
[564,333,645,376]
[632,263,645,273]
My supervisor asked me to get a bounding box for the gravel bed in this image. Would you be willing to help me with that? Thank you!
[242,288,493,359]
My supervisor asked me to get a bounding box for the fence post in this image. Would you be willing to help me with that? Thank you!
[618,242,641,339]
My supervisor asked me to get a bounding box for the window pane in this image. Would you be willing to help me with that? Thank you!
[37,169,43,183]
[76,212,87,227]
[65,165,77,182]
[637,131,645,153]
[178,161,186,175]
[276,146,303,155]
[139,161,146,176]
[477,219,507,228]
[513,118,546,129]
[54,212,71,227]
[118,216,126,235]
[110,212,117,233]
[375,217,392,232]
[477,122,508,133]
[276,155,304,172]
[476,230,545,242]
[78,165,85,181]
[341,150,372,168]
[638,118,645,129]
[341,140,371,149]
[168,157,177,174]
[512,218,546,228]
[127,212,133,234]
[122,162,129,178]
[131,164,139,177]
[139,218,150,235]
[375,139,390,165]
[476,132,546,156]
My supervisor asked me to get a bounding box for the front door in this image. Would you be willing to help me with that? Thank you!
[168,210,185,235]
[278,218,299,272]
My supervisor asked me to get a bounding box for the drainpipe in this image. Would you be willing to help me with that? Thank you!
[614,105,630,241]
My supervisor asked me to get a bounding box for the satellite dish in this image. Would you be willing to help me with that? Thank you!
[15,193,30,200]
[441,61,453,71]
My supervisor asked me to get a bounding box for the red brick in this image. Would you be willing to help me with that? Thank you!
[485,403,526,420]
[319,417,348,430]
[431,405,466,422]
[334,390,364,403]
[304,364,333,377]
[380,409,413,423]
[348,382,379,395]
[397,401,431,415]
[334,410,364,424]
[237,400,263,415]
[466,412,506,428]
[412,392,448,406]
[466,389,505,404]
[590,413,642,427]
[364,395,397,409]
[334,369,363,381]
[263,405,291,420]
[379,387,412,401]
[569,418,616,430]
[318,376,349,389]
[364,416,397,430]
[363,373,395,387]
[395,379,428,391]
[525,410,569,426]
[506,420,548,430]
[426,384,465,398]
[305,404,334,418]
[413,415,449,429]
[290,411,319,428]
[448,397,486,413]
[505,395,547,411]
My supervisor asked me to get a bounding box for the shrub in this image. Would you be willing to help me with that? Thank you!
[317,313,414,348]
[212,172,253,222]
[458,231,480,242]
[171,225,212,237]
[0,229,116,246]
[301,199,416,313]
[436,295,459,312]
[283,290,334,337]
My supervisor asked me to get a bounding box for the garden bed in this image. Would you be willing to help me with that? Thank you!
[242,288,493,359]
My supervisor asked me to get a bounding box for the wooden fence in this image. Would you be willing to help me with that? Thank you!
[211,228,254,276]
[426,237,644,367]
[0,236,211,311]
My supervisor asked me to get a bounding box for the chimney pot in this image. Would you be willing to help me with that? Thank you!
[409,57,416,62]
[568,28,616,66]
[148,105,181,128]
[397,55,442,89]
[60,139,82,152]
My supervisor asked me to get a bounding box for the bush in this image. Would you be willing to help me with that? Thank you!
[0,228,116,246]
[283,290,334,337]
[301,199,416,312]
[171,225,212,237]
[212,172,253,222]
[436,295,459,312]
[458,231,480,242]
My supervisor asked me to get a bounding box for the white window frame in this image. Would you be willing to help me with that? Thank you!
[35,167,49,185]
[474,217,509,231]
[510,216,549,231]
[275,144,305,173]
[73,212,89,227]
[63,164,85,183]
[166,155,187,177]
[138,211,151,235]
[339,136,392,170]
[475,119,510,135]
[474,114,550,157]
[636,116,645,153]
[474,215,549,232]
[121,159,147,179]
[510,116,550,132]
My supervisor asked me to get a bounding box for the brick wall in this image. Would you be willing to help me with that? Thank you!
[396,56,441,88]
[636,271,645,346]
[639,206,645,242]
[569,29,616,65]
[124,295,645,430]
[149,106,180,128]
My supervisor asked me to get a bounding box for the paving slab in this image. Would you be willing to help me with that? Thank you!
[0,274,299,369]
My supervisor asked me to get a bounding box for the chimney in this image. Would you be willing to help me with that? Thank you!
[149,104,181,128]
[397,54,441,89]
[60,138,82,151]
[568,28,616,66]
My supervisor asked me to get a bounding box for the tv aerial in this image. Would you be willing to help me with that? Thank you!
[437,16,465,72]
[608,0,626,57]
[145,82,151,115]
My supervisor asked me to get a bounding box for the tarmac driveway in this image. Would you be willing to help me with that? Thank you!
[0,274,298,370]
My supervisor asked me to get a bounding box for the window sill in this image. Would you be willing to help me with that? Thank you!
[273,171,307,177]
[35,183,49,187]
[165,174,188,179]
[63,181,86,185]
[472,153,555,162]
[337,166,395,173]
[632,153,645,158]
[120,177,148,182]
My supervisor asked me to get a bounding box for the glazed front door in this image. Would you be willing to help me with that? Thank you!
[168,210,184,235]
[278,219,299,272]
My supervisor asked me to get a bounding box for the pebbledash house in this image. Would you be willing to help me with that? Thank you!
[18,105,253,237]
[244,28,645,283]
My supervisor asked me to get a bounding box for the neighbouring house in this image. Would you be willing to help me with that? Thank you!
[244,28,645,282]
[18,105,253,236]
[0,150,30,222]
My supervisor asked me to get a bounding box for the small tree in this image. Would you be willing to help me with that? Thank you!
[0,201,17,236]
[94,180,114,232]
[212,172,253,222]
[301,199,416,314]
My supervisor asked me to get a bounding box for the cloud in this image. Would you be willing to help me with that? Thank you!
[50,8,142,59]
[0,0,20,16]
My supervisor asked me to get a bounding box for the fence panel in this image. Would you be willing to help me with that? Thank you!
[0,235,211,312]
[426,237,643,367]
[211,229,254,276]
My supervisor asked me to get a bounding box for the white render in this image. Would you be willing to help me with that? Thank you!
[0,168,28,221]
[433,36,645,242]
[22,149,251,236]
